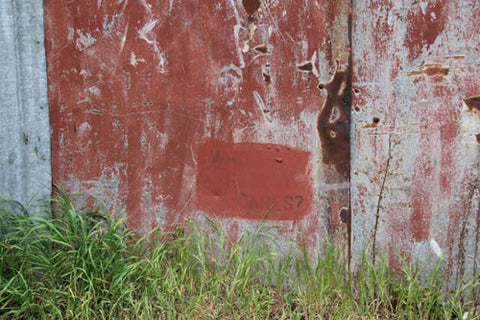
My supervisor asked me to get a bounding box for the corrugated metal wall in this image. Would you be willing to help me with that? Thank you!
[0,0,51,205]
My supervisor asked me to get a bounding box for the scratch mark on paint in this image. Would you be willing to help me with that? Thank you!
[372,134,392,264]
[190,146,197,165]
[253,91,272,123]
[138,20,158,44]
[139,0,153,14]
[229,0,246,68]
[137,20,168,73]
[120,22,129,53]
[86,109,104,114]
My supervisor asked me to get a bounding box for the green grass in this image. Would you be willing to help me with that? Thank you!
[0,188,479,319]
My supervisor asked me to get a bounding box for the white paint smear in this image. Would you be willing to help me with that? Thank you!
[429,238,443,258]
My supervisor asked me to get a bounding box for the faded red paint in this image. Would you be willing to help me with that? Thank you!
[196,139,312,221]
[44,0,352,255]
[404,0,448,61]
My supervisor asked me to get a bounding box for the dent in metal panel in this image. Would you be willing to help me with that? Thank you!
[0,0,51,205]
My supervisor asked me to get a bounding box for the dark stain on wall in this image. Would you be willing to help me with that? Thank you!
[317,62,351,177]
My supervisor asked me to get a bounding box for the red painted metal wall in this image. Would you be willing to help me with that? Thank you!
[44,0,352,252]
[44,0,480,284]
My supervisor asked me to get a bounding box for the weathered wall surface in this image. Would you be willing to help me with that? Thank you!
[44,0,352,253]
[41,0,480,286]
[351,0,480,286]
[0,0,51,205]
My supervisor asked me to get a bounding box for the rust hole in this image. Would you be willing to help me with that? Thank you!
[354,88,360,94]
[253,44,269,54]
[297,62,313,72]
[362,117,380,128]
[464,96,480,111]
[263,72,271,84]
[340,207,349,223]
[354,106,360,112]
[242,0,261,16]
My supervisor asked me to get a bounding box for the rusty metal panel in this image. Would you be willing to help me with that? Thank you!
[0,0,51,204]
[44,1,352,251]
[352,0,480,284]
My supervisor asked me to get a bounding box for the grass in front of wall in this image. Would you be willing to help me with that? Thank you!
[0,187,479,319]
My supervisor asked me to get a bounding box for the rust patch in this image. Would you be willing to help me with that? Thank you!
[476,133,480,144]
[242,0,261,17]
[362,117,380,128]
[464,96,480,111]
[317,61,351,177]
[445,55,465,60]
[407,64,450,77]
[196,139,312,221]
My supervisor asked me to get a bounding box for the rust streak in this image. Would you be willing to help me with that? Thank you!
[445,55,465,60]
[317,60,351,177]
[407,64,450,77]
[464,96,480,111]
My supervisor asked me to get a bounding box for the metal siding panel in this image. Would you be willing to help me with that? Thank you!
[0,0,51,205]
[44,0,352,252]
[352,0,480,284]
